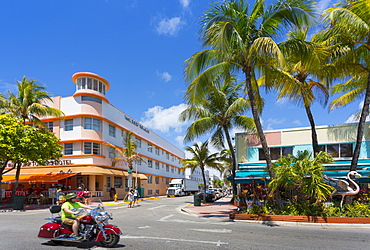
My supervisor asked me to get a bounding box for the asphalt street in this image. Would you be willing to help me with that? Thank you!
[0,196,369,249]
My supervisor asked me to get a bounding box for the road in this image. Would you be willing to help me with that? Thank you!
[0,196,369,249]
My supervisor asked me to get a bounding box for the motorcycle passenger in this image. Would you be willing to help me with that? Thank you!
[61,192,92,240]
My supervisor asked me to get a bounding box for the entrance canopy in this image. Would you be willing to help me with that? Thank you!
[233,159,370,184]
[1,172,78,183]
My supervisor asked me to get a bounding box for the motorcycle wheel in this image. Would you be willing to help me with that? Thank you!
[100,234,120,248]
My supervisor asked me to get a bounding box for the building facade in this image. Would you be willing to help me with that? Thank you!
[3,72,185,200]
[234,123,370,186]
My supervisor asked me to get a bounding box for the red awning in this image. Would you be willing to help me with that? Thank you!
[1,173,78,183]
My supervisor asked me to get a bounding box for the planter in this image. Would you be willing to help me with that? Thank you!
[229,212,370,224]
[233,200,247,207]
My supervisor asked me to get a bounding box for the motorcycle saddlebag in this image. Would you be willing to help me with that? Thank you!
[38,223,62,238]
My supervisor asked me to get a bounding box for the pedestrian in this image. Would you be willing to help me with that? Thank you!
[83,188,91,205]
[56,188,64,205]
[133,188,140,206]
[124,189,134,208]
[77,187,84,202]
[109,187,116,201]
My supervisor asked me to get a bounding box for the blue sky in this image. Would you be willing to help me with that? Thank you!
[0,0,359,156]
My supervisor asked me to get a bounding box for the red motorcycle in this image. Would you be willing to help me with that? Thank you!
[38,204,121,248]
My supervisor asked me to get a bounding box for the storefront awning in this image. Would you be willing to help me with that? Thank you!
[1,172,78,183]
[1,166,148,181]
[4,166,127,176]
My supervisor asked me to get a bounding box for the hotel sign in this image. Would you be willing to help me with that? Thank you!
[124,115,149,133]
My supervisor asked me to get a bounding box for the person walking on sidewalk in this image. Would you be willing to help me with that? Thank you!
[124,189,134,208]
[109,187,116,201]
[133,188,140,206]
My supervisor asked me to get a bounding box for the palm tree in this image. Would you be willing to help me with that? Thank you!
[324,0,370,171]
[0,76,64,200]
[219,148,233,187]
[0,76,64,126]
[180,78,255,196]
[103,131,145,170]
[184,0,316,181]
[270,27,330,155]
[269,150,334,204]
[180,141,222,202]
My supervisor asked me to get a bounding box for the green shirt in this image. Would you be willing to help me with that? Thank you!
[61,201,82,220]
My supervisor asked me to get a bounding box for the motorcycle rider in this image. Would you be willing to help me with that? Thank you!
[61,192,92,240]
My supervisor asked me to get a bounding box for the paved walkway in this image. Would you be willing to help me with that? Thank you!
[181,195,236,219]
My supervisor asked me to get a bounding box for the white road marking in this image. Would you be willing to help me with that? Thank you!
[122,234,228,246]
[138,225,151,229]
[192,228,232,233]
[147,205,167,210]
[158,214,174,221]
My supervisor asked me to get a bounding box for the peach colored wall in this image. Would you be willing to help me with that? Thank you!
[81,128,103,141]
[247,132,281,147]
[81,102,103,117]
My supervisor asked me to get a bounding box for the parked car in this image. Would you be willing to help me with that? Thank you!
[209,188,222,200]
[200,190,216,202]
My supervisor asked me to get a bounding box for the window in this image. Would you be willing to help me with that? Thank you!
[166,178,169,185]
[178,169,181,174]
[147,175,152,184]
[84,142,101,155]
[84,117,101,131]
[258,146,293,161]
[137,159,141,165]
[81,95,102,103]
[106,177,111,189]
[155,161,160,170]
[64,143,73,155]
[135,138,141,148]
[171,155,174,162]
[155,147,159,155]
[171,167,174,173]
[155,177,159,184]
[318,143,353,158]
[109,124,116,137]
[114,177,122,188]
[148,190,152,195]
[166,165,169,172]
[45,122,53,132]
[166,153,169,159]
[148,144,152,152]
[65,119,73,131]
[109,147,115,158]
[148,159,152,168]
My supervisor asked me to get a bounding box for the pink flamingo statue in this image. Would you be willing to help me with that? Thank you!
[324,171,362,210]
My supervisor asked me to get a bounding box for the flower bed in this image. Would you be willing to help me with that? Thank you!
[229,212,370,223]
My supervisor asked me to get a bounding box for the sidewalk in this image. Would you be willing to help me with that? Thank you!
[181,195,236,219]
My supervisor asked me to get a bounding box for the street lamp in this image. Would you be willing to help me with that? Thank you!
[132,146,149,189]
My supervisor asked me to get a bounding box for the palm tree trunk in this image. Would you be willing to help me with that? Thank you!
[244,70,274,178]
[223,126,237,196]
[10,162,21,203]
[351,73,370,171]
[304,105,320,156]
[201,169,207,203]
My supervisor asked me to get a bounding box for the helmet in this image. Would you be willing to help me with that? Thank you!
[65,193,77,200]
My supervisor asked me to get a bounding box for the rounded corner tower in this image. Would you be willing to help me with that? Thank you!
[72,72,110,103]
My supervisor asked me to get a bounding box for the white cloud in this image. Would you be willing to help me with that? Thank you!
[156,17,185,36]
[318,0,334,13]
[140,103,189,133]
[179,0,190,8]
[345,101,370,123]
[293,120,302,126]
[157,71,172,82]
[266,118,286,130]
[0,81,17,95]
